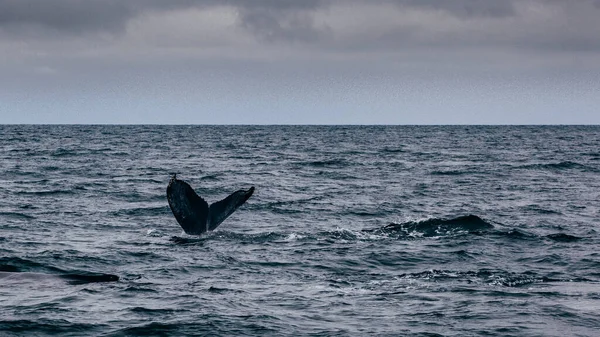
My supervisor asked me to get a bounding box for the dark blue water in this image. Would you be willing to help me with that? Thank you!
[1,125,599,336]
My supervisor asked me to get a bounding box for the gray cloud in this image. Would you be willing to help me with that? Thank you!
[0,0,207,37]
[0,0,515,38]
[0,0,324,35]
[238,7,327,43]
[0,1,134,35]
[1,1,599,124]
[0,0,598,52]
[327,0,600,53]
[1,0,599,67]
[387,0,516,18]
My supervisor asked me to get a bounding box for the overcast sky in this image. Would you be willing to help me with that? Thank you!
[1,0,599,124]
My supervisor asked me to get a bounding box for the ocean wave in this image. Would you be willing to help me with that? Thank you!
[489,228,537,240]
[518,161,597,172]
[17,189,76,196]
[397,269,591,287]
[521,204,562,215]
[0,258,118,284]
[2,125,597,335]
[51,148,80,157]
[170,229,362,245]
[373,215,495,237]
[170,231,286,245]
[545,233,582,242]
[199,174,222,181]
[260,197,323,214]
[111,206,168,217]
[297,159,349,168]
[108,322,213,337]
[0,257,58,272]
[169,218,585,246]
[430,170,472,176]
[0,319,101,336]
[0,211,35,220]
[380,147,406,154]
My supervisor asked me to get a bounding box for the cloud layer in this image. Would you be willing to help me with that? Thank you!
[2,0,599,52]
[1,0,599,123]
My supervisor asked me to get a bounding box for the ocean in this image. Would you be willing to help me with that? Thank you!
[1,125,599,336]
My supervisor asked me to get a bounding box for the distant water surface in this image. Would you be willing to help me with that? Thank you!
[1,125,599,336]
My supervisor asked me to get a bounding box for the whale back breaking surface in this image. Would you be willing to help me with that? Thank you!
[0,271,119,285]
[166,176,254,235]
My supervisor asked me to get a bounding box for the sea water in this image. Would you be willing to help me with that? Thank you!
[1,125,599,336]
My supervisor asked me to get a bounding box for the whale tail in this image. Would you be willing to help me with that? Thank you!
[166,175,254,235]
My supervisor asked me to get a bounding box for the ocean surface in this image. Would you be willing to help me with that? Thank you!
[1,125,599,336]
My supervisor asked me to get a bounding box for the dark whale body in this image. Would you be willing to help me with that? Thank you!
[0,271,119,285]
[166,175,254,235]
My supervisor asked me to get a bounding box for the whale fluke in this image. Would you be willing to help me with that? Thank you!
[166,175,254,235]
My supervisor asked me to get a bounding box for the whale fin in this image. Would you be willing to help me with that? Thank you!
[167,176,209,235]
[166,175,254,235]
[208,186,255,231]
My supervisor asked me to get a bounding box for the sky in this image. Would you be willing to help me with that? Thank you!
[1,0,599,124]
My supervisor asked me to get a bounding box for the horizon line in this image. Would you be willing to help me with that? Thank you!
[1,123,599,127]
